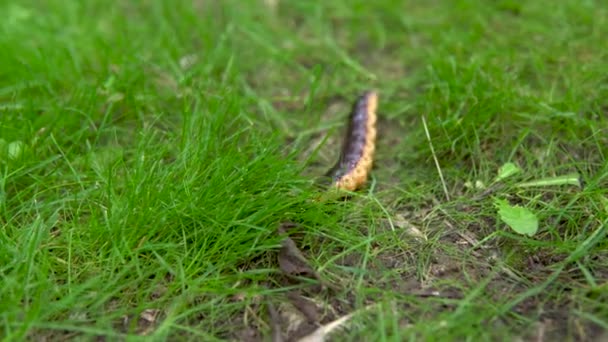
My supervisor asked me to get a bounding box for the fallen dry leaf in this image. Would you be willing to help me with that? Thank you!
[296,304,377,342]
[393,214,427,241]
[140,309,160,323]
[277,223,321,282]
[267,301,284,342]
[286,292,320,323]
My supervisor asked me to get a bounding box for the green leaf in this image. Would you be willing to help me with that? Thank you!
[8,140,24,160]
[495,162,521,182]
[494,198,539,236]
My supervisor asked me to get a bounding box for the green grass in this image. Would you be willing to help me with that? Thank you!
[1,0,607,340]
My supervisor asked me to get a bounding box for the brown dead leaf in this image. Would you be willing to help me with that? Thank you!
[277,223,321,282]
[274,300,318,340]
[270,222,348,341]
[140,309,160,323]
[267,301,285,342]
[296,304,377,342]
[393,214,427,241]
[286,292,320,323]
[239,327,263,342]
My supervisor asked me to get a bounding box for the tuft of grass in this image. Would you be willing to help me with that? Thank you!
[1,0,607,340]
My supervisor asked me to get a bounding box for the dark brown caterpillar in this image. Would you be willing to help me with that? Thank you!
[328,91,378,191]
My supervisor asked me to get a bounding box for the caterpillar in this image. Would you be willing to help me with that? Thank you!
[328,91,378,191]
